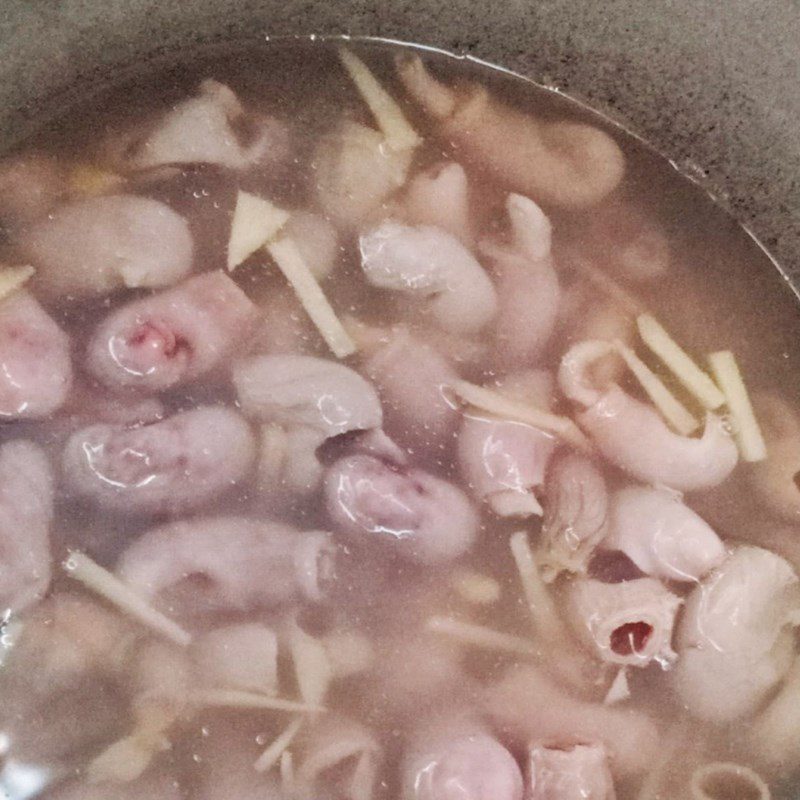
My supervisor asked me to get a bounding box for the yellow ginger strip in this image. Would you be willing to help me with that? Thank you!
[280,751,295,794]
[637,314,725,409]
[254,717,304,773]
[63,552,191,647]
[451,568,501,605]
[0,265,35,302]
[448,379,592,453]
[572,258,643,315]
[189,689,324,714]
[509,531,564,642]
[426,615,536,656]
[338,48,421,151]
[708,350,767,462]
[267,237,357,358]
[68,164,124,197]
[290,623,333,707]
[227,191,289,270]
[616,341,698,435]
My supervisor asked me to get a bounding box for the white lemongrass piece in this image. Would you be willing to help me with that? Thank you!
[448,379,592,453]
[227,191,289,270]
[690,762,770,800]
[603,668,631,705]
[0,265,35,301]
[637,314,725,409]
[254,717,304,773]
[290,623,333,707]
[63,552,191,647]
[338,48,421,152]
[280,750,295,794]
[616,341,698,435]
[708,350,767,462]
[451,568,501,605]
[426,616,536,656]
[509,530,563,641]
[267,237,356,358]
[322,630,376,678]
[488,489,544,518]
[572,258,643,315]
[350,750,378,800]
[190,689,324,713]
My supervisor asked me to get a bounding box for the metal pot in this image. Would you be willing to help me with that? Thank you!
[1,1,798,285]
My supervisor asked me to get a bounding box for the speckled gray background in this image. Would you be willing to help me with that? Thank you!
[1,0,797,279]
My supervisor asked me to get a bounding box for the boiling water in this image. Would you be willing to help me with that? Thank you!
[0,38,798,800]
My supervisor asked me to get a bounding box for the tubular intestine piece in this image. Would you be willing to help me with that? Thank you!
[526,743,616,800]
[0,440,54,614]
[748,657,800,773]
[483,665,659,777]
[565,577,682,668]
[87,271,258,393]
[689,762,771,800]
[539,452,609,579]
[402,161,474,245]
[671,545,800,723]
[62,406,255,515]
[117,517,336,617]
[324,453,478,565]
[396,54,624,209]
[606,486,727,582]
[19,194,193,297]
[402,715,523,800]
[456,413,557,516]
[359,220,497,334]
[127,79,287,171]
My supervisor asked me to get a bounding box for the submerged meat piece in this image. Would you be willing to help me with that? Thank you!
[526,743,616,800]
[540,453,608,578]
[402,716,524,800]
[402,161,474,244]
[363,325,460,452]
[0,290,72,419]
[486,194,561,369]
[47,772,181,800]
[315,120,413,229]
[484,665,659,777]
[192,623,279,694]
[559,342,738,491]
[87,271,258,393]
[359,220,497,334]
[19,194,193,297]
[671,545,800,723]
[118,516,335,616]
[606,486,727,582]
[126,79,288,171]
[62,406,255,514]
[457,413,557,517]
[324,454,478,565]
[195,722,283,800]
[0,440,53,613]
[397,55,624,209]
[750,393,800,522]
[565,577,682,668]
[296,714,382,800]
[0,152,65,228]
[234,354,383,495]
